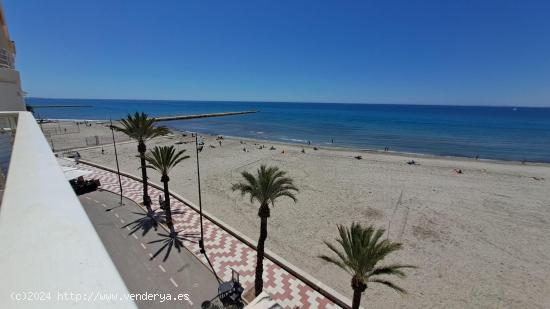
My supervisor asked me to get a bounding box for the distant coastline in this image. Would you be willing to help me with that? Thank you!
[32,105,94,108]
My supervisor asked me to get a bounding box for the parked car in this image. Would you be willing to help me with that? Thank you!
[70,177,100,195]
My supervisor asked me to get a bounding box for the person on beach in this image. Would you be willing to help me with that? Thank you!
[219,140,222,147]
[101,148,104,155]
[75,152,81,164]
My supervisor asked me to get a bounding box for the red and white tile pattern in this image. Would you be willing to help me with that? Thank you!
[82,165,341,309]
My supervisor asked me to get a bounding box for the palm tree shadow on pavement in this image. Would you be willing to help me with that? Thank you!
[122,208,185,237]
[122,211,163,236]
[148,230,200,262]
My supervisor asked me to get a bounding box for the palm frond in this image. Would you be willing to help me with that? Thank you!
[111,112,170,142]
[144,145,189,177]
[319,222,413,295]
[231,164,298,213]
[320,240,353,274]
[370,264,416,278]
[318,255,350,274]
[369,279,407,294]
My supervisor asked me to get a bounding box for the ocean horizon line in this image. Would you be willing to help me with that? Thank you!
[26,97,550,109]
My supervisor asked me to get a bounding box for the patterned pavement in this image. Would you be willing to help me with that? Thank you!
[81,164,341,309]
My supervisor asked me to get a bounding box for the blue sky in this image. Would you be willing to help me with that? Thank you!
[4,0,550,106]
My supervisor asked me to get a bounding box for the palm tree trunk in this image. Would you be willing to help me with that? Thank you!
[162,177,175,234]
[351,287,362,309]
[138,140,152,213]
[255,214,268,296]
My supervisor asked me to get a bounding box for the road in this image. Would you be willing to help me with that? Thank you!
[79,190,219,308]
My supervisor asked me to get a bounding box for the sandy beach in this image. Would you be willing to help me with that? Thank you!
[46,121,550,308]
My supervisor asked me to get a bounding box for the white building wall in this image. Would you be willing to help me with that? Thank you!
[0,0,25,112]
[0,67,25,111]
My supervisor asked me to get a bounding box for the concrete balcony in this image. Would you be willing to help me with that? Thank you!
[0,112,137,309]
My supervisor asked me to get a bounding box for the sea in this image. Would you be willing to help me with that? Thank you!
[26,98,550,163]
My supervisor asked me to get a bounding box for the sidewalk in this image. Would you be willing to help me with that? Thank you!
[79,163,341,309]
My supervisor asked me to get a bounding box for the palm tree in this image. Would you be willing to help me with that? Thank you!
[319,223,415,309]
[144,146,189,235]
[231,165,298,296]
[112,112,169,214]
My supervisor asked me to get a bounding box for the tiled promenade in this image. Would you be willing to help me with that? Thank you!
[81,164,342,309]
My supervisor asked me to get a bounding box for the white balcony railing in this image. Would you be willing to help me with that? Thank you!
[0,48,14,69]
[0,112,137,309]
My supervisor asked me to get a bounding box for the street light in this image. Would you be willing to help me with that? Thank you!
[193,133,244,306]
[110,118,124,205]
[194,133,221,284]
[195,133,205,253]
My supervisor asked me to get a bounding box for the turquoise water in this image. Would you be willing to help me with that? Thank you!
[27,98,550,163]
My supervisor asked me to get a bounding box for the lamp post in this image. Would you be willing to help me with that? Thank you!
[194,133,221,284]
[110,118,124,205]
[195,133,205,253]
